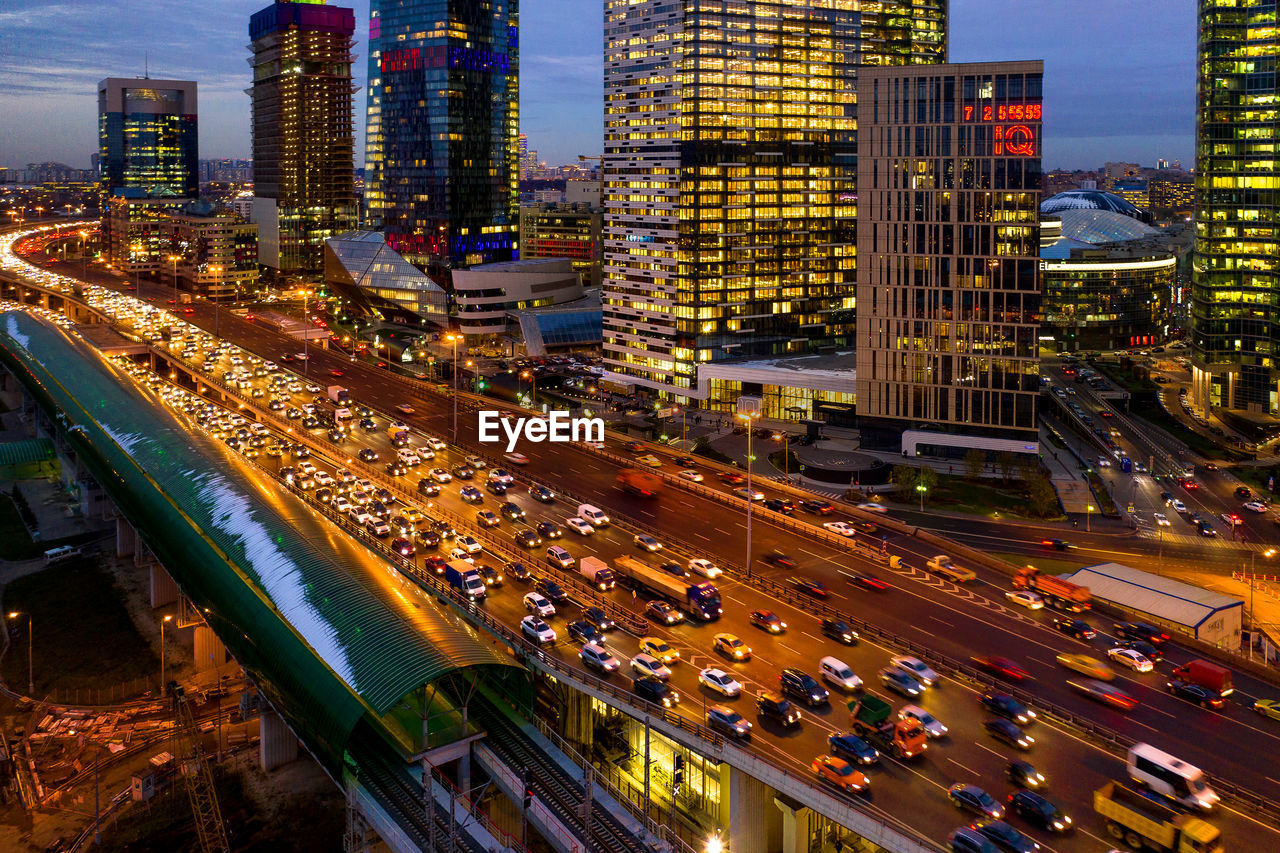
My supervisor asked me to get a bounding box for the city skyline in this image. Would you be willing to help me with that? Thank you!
[1,0,1194,172]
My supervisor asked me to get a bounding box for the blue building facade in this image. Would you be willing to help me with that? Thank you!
[363,0,519,272]
[98,77,198,200]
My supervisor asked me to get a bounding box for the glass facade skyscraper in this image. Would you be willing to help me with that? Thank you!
[364,0,519,271]
[250,1,358,274]
[1192,0,1280,414]
[98,77,198,200]
[601,0,946,399]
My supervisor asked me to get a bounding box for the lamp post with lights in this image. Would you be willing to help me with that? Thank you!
[7,611,32,695]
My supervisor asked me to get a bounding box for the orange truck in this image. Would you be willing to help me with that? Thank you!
[1013,565,1091,612]
[848,696,927,759]
[616,468,662,498]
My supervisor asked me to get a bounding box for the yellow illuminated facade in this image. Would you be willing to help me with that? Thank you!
[601,0,946,398]
[1192,0,1280,414]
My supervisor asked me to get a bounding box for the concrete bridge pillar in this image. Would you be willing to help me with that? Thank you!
[115,516,136,557]
[260,709,299,771]
[194,625,228,672]
[719,763,780,853]
[775,796,813,853]
[149,564,180,608]
[562,688,593,754]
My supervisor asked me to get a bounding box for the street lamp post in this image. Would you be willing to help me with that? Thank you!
[168,254,180,309]
[1086,503,1095,533]
[521,370,534,407]
[160,614,173,694]
[446,332,461,440]
[737,399,761,577]
[7,611,32,695]
[917,483,927,512]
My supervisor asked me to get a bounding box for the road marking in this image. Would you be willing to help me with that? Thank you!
[947,757,980,777]
[778,643,801,656]
[973,742,1005,761]
[801,632,823,643]
[929,616,953,627]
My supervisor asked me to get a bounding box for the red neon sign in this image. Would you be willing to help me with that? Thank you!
[963,103,1042,122]
[994,125,1036,157]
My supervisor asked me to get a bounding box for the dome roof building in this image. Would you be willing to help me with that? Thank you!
[1041,190,1151,222]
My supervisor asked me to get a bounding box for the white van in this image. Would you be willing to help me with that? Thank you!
[43,545,82,566]
[577,504,610,527]
[397,448,421,466]
[1127,743,1219,811]
[818,656,862,691]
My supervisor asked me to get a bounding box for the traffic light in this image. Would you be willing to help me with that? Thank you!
[673,754,685,795]
[523,788,533,810]
[477,379,488,391]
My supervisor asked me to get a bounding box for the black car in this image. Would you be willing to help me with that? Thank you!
[529,485,555,503]
[980,693,1037,725]
[949,784,1005,820]
[385,461,408,476]
[368,501,391,519]
[328,428,347,444]
[1051,617,1096,641]
[673,455,698,467]
[514,529,542,549]
[1006,761,1045,790]
[452,465,475,480]
[582,606,615,632]
[567,620,604,645]
[415,529,441,548]
[971,820,1040,853]
[1119,639,1163,662]
[761,550,796,569]
[633,676,679,707]
[506,561,532,582]
[459,486,483,503]
[500,502,526,521]
[828,732,878,765]
[1160,490,1175,505]
[985,718,1034,750]
[357,448,379,463]
[1114,621,1170,644]
[432,520,456,538]
[755,691,801,726]
[1165,680,1225,709]
[478,564,503,586]
[536,521,564,540]
[358,417,378,432]
[1007,790,1072,832]
[658,562,689,578]
[821,619,859,645]
[487,480,509,496]
[1040,538,1071,551]
[706,706,752,738]
[291,443,310,459]
[390,537,416,558]
[1235,485,1252,500]
[800,499,834,515]
[763,498,795,515]
[536,579,569,605]
[779,668,829,706]
[417,479,441,497]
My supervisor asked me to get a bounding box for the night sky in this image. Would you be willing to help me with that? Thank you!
[0,0,1194,172]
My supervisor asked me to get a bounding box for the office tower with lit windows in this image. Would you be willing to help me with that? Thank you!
[249,0,358,274]
[363,0,519,271]
[601,0,946,399]
[855,62,1044,456]
[1191,0,1280,415]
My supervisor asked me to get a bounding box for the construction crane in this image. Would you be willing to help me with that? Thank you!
[170,683,231,853]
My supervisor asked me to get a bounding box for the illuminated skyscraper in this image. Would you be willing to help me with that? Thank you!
[98,77,197,200]
[601,0,946,399]
[1191,0,1280,414]
[364,0,519,271]
[249,0,358,274]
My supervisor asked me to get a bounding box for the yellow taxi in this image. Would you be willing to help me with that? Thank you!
[639,636,680,665]
[1055,653,1115,682]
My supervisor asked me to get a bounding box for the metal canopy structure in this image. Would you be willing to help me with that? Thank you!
[1066,562,1244,646]
[0,311,526,773]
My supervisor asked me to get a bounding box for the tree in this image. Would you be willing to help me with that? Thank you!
[1016,456,1041,486]
[916,466,938,504]
[891,464,918,496]
[996,452,1017,485]
[963,449,985,480]
[1027,473,1060,518]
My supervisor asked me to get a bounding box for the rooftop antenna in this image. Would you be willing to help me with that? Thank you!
[144,51,149,79]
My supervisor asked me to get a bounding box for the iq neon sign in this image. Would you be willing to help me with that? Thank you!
[962,103,1041,157]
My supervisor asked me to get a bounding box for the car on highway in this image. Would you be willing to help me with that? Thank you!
[1235,485,1253,499]
[890,656,938,687]
[700,668,743,697]
[1254,698,1280,721]
[623,441,645,452]
[635,454,663,468]
[578,607,613,633]
[459,486,483,503]
[639,637,680,664]
[734,486,765,501]
[417,480,442,498]
[489,468,516,486]
[452,464,475,480]
[478,565,503,586]
[1220,511,1243,527]
[970,819,1039,853]
[823,520,856,537]
[820,619,858,645]
[1154,512,1171,526]
[633,676,679,707]
[534,578,569,605]
[985,718,1034,750]
[749,610,787,633]
[763,498,795,515]
[1107,647,1154,673]
[949,784,1004,820]
[719,472,745,485]
[828,732,878,765]
[761,550,796,569]
[1096,456,1112,468]
[1004,591,1044,610]
[1196,520,1217,537]
[1243,500,1268,513]
[1117,639,1163,663]
[566,619,604,645]
[755,692,801,727]
[1166,679,1226,709]
[579,643,620,673]
[514,529,542,549]
[357,448,379,463]
[855,501,888,514]
[678,469,704,482]
[688,558,721,578]
[429,467,452,483]
[1006,790,1071,833]
[503,452,529,466]
[847,572,891,591]
[523,592,555,617]
[646,601,684,625]
[980,692,1036,725]
[1172,499,1187,513]
[779,668,829,706]
[520,616,556,645]
[1067,678,1137,710]
[499,502,525,522]
[486,481,509,496]
[565,517,594,536]
[1114,621,1169,644]
[791,577,829,598]
[972,656,1029,681]
[1038,538,1071,551]
[395,404,415,415]
[634,533,663,552]
[529,485,555,503]
[476,509,500,528]
[1006,760,1045,790]
[878,668,923,698]
[423,556,448,575]
[391,537,415,558]
[713,633,752,661]
[810,755,868,793]
[657,562,688,578]
[536,521,564,540]
[1055,653,1114,680]
[630,653,671,681]
[898,705,947,738]
[800,499,834,514]
[948,828,999,853]
[706,706,752,738]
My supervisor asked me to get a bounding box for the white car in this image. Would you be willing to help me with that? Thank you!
[448,547,474,564]
[1107,647,1154,673]
[430,468,453,483]
[678,469,704,482]
[634,533,663,552]
[313,471,335,487]
[823,521,856,537]
[566,517,595,536]
[489,468,515,485]
[734,486,765,501]
[890,655,938,687]
[457,535,482,554]
[630,653,671,681]
[466,454,487,469]
[1243,500,1268,513]
[504,452,530,466]
[425,436,447,451]
[699,668,742,697]
[335,467,357,483]
[898,704,948,738]
[688,558,722,578]
[521,616,556,645]
[523,592,556,618]
[1172,499,1187,513]
[856,502,888,514]
[1220,512,1243,527]
[1154,512,1171,526]
[332,496,353,514]
[1005,590,1044,610]
[1097,457,1112,468]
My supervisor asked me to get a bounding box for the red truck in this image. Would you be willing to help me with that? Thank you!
[1171,659,1233,697]
[617,468,662,498]
[1013,565,1091,612]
